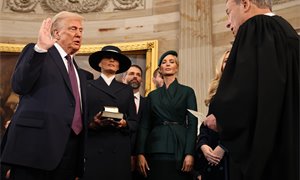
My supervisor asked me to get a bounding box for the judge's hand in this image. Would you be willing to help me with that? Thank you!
[137,154,150,177]
[37,18,57,50]
[201,145,221,166]
[203,114,218,132]
[181,154,194,172]
[212,146,225,165]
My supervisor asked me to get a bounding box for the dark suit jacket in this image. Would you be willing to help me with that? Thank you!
[79,69,94,80]
[83,77,137,180]
[131,95,146,155]
[0,43,88,175]
[137,96,146,122]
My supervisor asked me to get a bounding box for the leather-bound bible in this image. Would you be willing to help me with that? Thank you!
[99,106,123,121]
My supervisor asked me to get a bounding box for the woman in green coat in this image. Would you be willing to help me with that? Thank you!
[136,50,198,180]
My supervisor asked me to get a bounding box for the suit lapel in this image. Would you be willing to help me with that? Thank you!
[75,60,87,107]
[138,96,146,116]
[163,79,180,106]
[110,79,127,94]
[90,77,117,99]
[48,47,73,94]
[159,80,183,118]
[90,77,127,99]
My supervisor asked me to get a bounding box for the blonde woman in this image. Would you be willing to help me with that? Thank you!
[137,50,198,180]
[195,50,230,180]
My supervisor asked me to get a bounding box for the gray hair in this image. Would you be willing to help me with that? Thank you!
[232,0,272,10]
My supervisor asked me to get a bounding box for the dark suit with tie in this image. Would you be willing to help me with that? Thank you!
[137,96,147,123]
[0,43,88,178]
[83,76,137,180]
[132,95,147,180]
[131,95,147,154]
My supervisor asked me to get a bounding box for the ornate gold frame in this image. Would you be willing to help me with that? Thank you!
[0,40,158,95]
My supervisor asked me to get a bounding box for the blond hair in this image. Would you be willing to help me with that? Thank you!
[204,50,230,106]
[51,11,84,36]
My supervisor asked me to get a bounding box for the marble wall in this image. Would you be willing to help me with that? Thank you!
[0,0,299,115]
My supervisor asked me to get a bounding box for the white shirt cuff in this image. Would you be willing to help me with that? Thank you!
[34,44,48,53]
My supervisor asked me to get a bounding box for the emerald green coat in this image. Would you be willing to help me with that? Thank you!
[136,79,198,166]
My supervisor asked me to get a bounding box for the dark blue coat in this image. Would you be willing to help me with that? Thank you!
[1,43,88,176]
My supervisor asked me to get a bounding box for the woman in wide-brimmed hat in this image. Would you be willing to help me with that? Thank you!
[88,45,132,75]
[83,45,137,180]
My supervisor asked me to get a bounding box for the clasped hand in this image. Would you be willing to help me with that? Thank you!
[200,145,224,166]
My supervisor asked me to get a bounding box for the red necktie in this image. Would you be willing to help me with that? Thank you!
[66,55,82,135]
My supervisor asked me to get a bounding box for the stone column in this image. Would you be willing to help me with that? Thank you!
[178,0,213,114]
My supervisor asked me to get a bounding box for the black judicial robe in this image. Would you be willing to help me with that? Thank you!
[209,15,299,180]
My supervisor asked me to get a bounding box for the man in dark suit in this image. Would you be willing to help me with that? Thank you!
[123,65,147,179]
[1,11,88,180]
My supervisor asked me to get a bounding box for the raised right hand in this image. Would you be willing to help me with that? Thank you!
[37,18,57,50]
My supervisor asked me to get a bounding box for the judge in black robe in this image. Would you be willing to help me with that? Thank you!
[205,1,299,180]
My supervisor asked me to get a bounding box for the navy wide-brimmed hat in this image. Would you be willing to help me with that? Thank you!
[89,45,131,74]
[158,50,178,66]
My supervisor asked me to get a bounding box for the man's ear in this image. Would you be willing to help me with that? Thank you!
[241,0,251,12]
[53,30,60,40]
[152,78,155,84]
